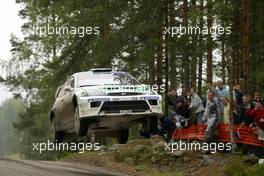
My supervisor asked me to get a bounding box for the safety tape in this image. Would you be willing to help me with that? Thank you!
[172,123,264,147]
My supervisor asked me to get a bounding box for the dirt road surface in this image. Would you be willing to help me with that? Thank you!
[0,158,126,176]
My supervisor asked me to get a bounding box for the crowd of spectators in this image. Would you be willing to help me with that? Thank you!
[162,81,264,156]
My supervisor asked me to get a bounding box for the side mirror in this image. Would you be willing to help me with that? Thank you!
[64,86,73,92]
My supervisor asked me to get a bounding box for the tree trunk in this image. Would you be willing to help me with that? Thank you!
[182,0,190,90]
[228,55,236,154]
[148,58,156,86]
[170,1,176,91]
[156,44,163,94]
[164,1,169,116]
[197,0,204,95]
[190,0,198,91]
[231,1,241,85]
[206,0,213,84]
[191,58,197,91]
[221,41,226,84]
[242,0,249,93]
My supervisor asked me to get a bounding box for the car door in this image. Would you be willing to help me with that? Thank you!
[61,76,75,128]
[53,86,65,128]
[53,86,63,114]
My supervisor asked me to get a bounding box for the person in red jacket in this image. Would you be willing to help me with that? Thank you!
[245,99,264,141]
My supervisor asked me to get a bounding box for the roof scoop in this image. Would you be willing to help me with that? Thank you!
[90,68,112,73]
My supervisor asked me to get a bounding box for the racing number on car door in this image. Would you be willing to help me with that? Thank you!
[61,77,75,126]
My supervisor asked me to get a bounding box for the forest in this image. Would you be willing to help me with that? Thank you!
[1,0,264,159]
[0,99,24,156]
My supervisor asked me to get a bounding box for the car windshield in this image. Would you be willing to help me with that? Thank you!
[77,72,140,87]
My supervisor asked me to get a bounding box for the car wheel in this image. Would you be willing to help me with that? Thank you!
[117,129,129,144]
[51,118,64,143]
[140,116,158,138]
[74,106,88,137]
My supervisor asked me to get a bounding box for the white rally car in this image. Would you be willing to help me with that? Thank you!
[50,68,162,143]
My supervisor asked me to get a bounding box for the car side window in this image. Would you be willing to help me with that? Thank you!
[56,87,65,98]
[55,87,61,98]
[67,77,75,88]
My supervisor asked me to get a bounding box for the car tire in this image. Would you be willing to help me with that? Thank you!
[74,106,88,137]
[51,118,64,143]
[117,129,129,144]
[140,116,158,138]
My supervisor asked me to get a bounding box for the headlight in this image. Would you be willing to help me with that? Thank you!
[78,88,106,97]
[90,89,106,96]
[80,91,89,97]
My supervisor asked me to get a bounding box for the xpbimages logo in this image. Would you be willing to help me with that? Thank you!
[32,140,100,153]
[165,140,232,154]
[33,24,100,37]
[164,25,231,37]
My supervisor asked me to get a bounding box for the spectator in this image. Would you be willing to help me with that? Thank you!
[188,88,205,124]
[206,82,217,98]
[175,98,190,120]
[233,84,243,106]
[223,96,230,125]
[203,91,220,144]
[237,95,255,126]
[167,89,182,115]
[253,91,262,103]
[245,99,264,141]
[236,95,256,155]
[158,115,177,140]
[216,81,229,118]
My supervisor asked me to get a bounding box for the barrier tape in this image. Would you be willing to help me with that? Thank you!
[172,123,264,147]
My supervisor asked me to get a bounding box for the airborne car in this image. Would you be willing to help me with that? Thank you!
[50,68,162,143]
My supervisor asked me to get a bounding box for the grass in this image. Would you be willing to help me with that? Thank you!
[224,158,264,176]
[5,153,21,160]
[136,164,184,176]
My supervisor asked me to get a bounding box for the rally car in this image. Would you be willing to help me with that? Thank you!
[50,68,162,143]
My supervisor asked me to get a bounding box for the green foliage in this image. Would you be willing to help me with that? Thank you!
[0,98,25,156]
[251,164,264,176]
[224,160,247,176]
[224,159,264,176]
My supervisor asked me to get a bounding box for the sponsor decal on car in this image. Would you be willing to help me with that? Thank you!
[89,98,110,102]
[144,96,160,100]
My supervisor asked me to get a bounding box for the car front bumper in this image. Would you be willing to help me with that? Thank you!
[77,95,163,119]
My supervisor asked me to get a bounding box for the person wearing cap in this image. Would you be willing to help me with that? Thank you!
[245,99,264,141]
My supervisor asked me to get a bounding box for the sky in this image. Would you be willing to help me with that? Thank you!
[0,1,24,103]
